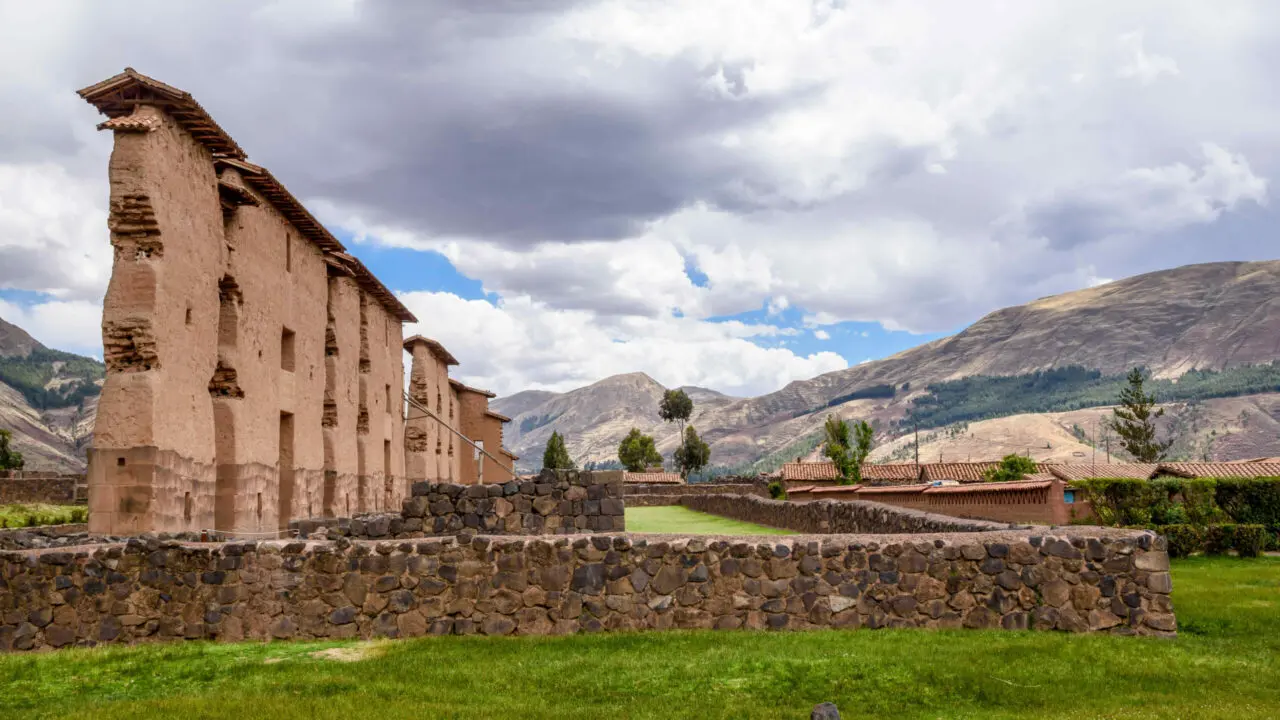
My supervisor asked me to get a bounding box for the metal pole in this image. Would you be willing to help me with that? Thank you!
[403,392,518,479]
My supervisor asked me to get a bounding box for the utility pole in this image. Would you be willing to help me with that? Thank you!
[913,420,920,472]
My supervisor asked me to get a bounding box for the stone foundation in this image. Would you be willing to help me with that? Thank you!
[0,471,86,505]
[0,526,1174,652]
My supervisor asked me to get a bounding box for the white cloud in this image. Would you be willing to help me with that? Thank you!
[1116,30,1179,84]
[397,291,845,397]
[813,329,830,340]
[0,298,102,357]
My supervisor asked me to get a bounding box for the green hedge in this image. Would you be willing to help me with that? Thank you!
[1158,524,1203,559]
[1158,522,1267,558]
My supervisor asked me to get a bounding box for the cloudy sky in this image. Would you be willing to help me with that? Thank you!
[0,0,1275,397]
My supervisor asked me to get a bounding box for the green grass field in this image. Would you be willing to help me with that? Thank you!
[0,503,86,529]
[624,505,793,535]
[0,557,1276,719]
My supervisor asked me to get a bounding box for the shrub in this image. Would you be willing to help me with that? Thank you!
[767,480,786,500]
[1214,478,1280,534]
[1205,524,1237,556]
[1073,478,1161,526]
[1160,524,1203,559]
[1233,524,1267,558]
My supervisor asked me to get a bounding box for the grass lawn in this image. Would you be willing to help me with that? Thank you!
[1,557,1277,719]
[625,505,794,535]
[0,503,86,529]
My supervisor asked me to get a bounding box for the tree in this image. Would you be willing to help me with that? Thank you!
[983,454,1038,482]
[1110,367,1173,463]
[848,420,875,484]
[541,431,575,470]
[659,389,694,468]
[618,428,663,472]
[0,429,23,470]
[823,415,855,483]
[673,425,711,479]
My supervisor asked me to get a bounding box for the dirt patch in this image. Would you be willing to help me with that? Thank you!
[309,642,388,663]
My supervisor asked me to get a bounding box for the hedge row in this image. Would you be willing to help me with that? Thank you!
[1158,523,1268,558]
[1072,477,1280,531]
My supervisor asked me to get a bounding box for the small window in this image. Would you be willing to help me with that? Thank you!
[285,233,292,272]
[256,493,263,520]
[117,457,126,467]
[281,328,296,371]
[183,492,192,522]
[185,306,193,325]
[1064,490,1076,504]
[385,384,392,413]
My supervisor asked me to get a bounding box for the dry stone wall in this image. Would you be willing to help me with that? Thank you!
[291,469,625,539]
[682,495,1015,534]
[0,526,1174,652]
[0,472,86,505]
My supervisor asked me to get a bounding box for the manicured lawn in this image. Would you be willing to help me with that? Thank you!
[0,503,86,529]
[625,505,794,535]
[1,558,1277,719]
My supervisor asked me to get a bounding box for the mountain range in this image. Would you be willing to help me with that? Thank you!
[2,259,1278,474]
[494,260,1280,472]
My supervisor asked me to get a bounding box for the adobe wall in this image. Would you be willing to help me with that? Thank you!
[405,339,454,483]
[0,524,1175,652]
[83,73,409,537]
[456,390,487,485]
[0,472,86,505]
[681,495,1016,534]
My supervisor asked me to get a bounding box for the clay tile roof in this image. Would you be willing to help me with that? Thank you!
[1155,462,1280,479]
[96,114,161,132]
[788,485,817,494]
[781,462,841,482]
[78,67,246,158]
[404,335,460,365]
[919,462,1056,483]
[448,378,495,397]
[924,479,1053,495]
[485,410,511,423]
[1048,463,1158,482]
[622,471,683,485]
[78,69,416,324]
[856,483,929,494]
[860,463,922,481]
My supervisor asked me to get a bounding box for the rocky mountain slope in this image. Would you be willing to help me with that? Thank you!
[0,317,101,472]
[494,260,1280,471]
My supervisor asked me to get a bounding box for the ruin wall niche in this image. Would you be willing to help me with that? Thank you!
[439,370,462,482]
[89,104,223,536]
[324,274,362,520]
[218,190,330,533]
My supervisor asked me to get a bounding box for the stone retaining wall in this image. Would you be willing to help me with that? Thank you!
[0,527,1174,652]
[0,471,86,505]
[291,469,625,539]
[681,495,1015,534]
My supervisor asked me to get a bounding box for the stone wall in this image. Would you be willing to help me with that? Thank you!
[0,525,1174,652]
[0,472,86,505]
[681,495,1015,534]
[623,481,770,501]
[292,470,625,538]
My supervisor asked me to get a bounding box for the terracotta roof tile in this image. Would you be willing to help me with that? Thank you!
[96,113,161,132]
[924,479,1052,494]
[1048,464,1157,481]
[920,462,1057,483]
[623,472,683,485]
[1155,462,1280,479]
[860,463,921,481]
[809,485,863,495]
[781,462,841,482]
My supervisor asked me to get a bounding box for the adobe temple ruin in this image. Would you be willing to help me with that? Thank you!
[78,69,516,537]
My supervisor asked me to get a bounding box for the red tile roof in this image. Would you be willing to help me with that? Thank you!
[1155,462,1280,479]
[781,462,841,481]
[97,114,161,132]
[920,462,1057,483]
[405,336,460,366]
[924,479,1052,495]
[1048,463,1157,481]
[860,463,921,481]
[622,471,683,485]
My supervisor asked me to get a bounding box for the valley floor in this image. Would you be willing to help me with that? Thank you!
[1,558,1276,719]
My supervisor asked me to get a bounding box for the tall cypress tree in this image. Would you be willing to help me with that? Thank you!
[542,431,575,470]
[1110,368,1172,463]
